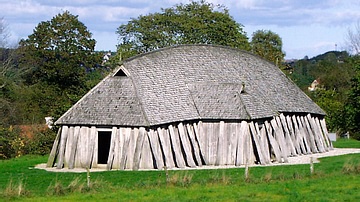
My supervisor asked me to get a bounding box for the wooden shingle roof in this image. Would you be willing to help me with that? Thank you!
[56,45,325,127]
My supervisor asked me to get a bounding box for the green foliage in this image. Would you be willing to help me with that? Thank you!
[288,51,356,135]
[18,10,101,89]
[308,89,346,133]
[0,125,56,159]
[116,0,249,60]
[25,128,57,156]
[345,56,360,140]
[250,30,285,66]
[0,126,20,159]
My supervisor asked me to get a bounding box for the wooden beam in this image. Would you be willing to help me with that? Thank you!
[215,121,226,165]
[186,123,203,166]
[57,126,69,169]
[133,127,146,170]
[258,123,271,164]
[106,127,117,170]
[296,116,312,154]
[279,114,297,156]
[286,115,301,155]
[68,126,80,169]
[47,127,62,167]
[168,125,185,168]
[194,121,207,164]
[148,129,164,169]
[208,122,219,165]
[235,121,247,166]
[178,123,196,167]
[228,122,238,165]
[157,127,175,168]
[271,118,288,162]
[88,126,97,168]
[265,121,283,163]
[301,116,318,153]
[63,126,74,168]
[120,128,131,170]
[139,131,153,169]
[249,121,267,164]
[318,118,332,149]
[306,114,325,153]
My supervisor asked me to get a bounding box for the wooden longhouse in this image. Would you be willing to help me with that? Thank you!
[47,45,332,170]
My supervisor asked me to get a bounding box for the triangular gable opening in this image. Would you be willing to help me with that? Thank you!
[114,69,127,76]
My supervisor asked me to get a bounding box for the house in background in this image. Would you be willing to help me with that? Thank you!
[47,45,332,170]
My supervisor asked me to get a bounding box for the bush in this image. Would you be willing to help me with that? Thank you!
[0,126,21,159]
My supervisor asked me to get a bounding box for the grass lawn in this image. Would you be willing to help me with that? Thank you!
[1,139,359,201]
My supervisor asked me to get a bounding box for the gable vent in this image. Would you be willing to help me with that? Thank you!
[114,69,127,77]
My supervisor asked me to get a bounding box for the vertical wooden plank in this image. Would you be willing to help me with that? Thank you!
[286,115,301,154]
[235,121,247,166]
[202,122,210,165]
[133,127,146,170]
[68,126,80,169]
[290,115,303,154]
[63,126,74,168]
[319,118,333,149]
[215,121,225,165]
[279,114,297,156]
[177,123,196,167]
[106,127,117,170]
[57,126,69,169]
[120,127,131,170]
[125,128,138,169]
[228,122,237,165]
[168,125,186,168]
[249,122,266,165]
[147,129,164,169]
[307,114,325,152]
[301,116,318,153]
[316,117,330,149]
[77,126,88,168]
[193,122,207,164]
[186,123,202,166]
[295,116,311,154]
[264,121,283,163]
[88,126,97,168]
[270,118,288,162]
[259,123,270,164]
[47,127,62,167]
[114,128,123,169]
[157,127,175,168]
[274,117,290,158]
[208,122,219,165]
[112,128,121,169]
[139,132,153,169]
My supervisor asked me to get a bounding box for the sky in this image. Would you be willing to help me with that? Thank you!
[1,0,359,59]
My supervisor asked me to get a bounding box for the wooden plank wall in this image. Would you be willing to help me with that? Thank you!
[47,113,333,170]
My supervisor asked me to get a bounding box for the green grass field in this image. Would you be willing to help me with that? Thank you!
[1,138,359,201]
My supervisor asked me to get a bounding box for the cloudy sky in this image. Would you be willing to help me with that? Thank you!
[1,0,359,59]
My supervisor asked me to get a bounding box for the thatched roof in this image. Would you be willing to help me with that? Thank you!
[56,45,325,127]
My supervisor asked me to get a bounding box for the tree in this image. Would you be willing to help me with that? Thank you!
[347,21,360,55]
[116,0,250,60]
[0,17,10,48]
[345,56,360,140]
[18,11,101,89]
[250,30,285,66]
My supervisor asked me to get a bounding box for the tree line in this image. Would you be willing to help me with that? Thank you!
[0,1,359,159]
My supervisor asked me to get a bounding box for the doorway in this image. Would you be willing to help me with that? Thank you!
[98,131,112,164]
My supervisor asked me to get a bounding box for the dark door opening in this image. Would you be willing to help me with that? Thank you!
[98,131,112,164]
